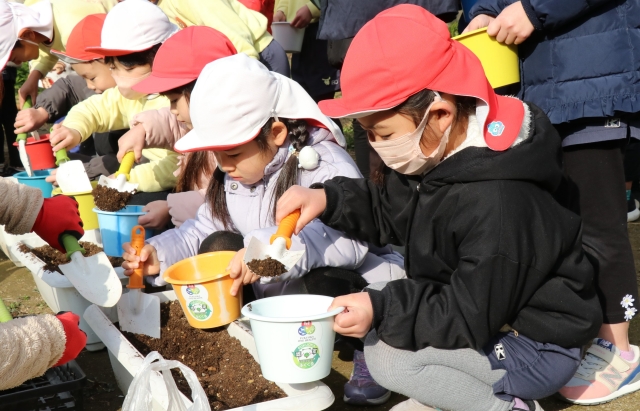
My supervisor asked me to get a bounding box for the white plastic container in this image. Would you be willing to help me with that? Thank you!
[83,291,335,411]
[241,295,343,383]
[271,22,305,53]
[12,239,125,351]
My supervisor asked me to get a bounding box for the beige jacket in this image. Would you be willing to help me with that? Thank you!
[0,315,66,390]
[0,178,44,235]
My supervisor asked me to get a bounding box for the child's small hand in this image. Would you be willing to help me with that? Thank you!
[274,10,286,22]
[50,124,82,152]
[122,243,161,276]
[228,248,260,297]
[45,168,58,186]
[291,5,312,28]
[276,185,326,234]
[14,107,49,134]
[486,1,534,45]
[117,124,146,163]
[138,200,171,230]
[328,292,374,338]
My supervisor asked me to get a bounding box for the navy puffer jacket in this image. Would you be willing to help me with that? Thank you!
[471,0,640,125]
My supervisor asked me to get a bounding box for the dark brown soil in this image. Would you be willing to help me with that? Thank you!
[121,301,286,410]
[246,257,287,277]
[18,243,124,274]
[92,184,133,212]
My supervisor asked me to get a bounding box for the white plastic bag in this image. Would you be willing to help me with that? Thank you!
[122,351,211,411]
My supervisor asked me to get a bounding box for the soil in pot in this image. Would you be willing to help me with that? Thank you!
[92,184,133,212]
[246,257,287,277]
[121,301,286,410]
[18,243,124,274]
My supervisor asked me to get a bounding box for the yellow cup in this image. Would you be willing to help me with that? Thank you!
[163,251,241,329]
[53,181,99,230]
[453,27,519,88]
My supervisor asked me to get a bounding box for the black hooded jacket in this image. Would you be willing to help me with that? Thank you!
[319,104,602,351]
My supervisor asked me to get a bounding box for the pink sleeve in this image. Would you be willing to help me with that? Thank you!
[130,107,188,149]
[166,189,206,228]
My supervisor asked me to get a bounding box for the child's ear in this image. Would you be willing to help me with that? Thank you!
[271,121,288,147]
[17,29,36,41]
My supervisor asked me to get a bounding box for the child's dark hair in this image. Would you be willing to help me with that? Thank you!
[104,44,161,68]
[206,118,310,231]
[370,89,476,185]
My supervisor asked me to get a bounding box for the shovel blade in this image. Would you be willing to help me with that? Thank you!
[98,175,138,193]
[18,140,32,177]
[57,160,93,193]
[59,251,123,307]
[244,236,305,272]
[117,289,160,338]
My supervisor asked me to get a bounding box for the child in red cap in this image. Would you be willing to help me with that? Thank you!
[276,5,602,411]
[114,25,237,230]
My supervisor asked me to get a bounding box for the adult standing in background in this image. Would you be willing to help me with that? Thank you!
[467,0,640,405]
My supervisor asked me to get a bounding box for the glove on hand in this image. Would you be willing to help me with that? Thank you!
[53,312,86,367]
[32,195,84,253]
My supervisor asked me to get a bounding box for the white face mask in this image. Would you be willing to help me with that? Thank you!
[370,93,451,175]
[110,70,150,100]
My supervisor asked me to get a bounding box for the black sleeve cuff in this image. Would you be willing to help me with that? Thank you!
[366,288,387,331]
[318,179,344,227]
[520,0,544,30]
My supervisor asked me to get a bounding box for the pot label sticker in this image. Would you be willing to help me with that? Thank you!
[181,284,213,321]
[292,321,322,369]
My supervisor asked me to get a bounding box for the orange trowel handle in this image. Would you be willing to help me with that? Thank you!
[128,225,146,290]
[270,209,301,250]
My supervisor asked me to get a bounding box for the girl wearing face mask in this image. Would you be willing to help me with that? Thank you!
[48,0,181,194]
[276,6,603,411]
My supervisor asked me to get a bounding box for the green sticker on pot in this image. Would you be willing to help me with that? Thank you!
[181,284,213,321]
[293,343,320,369]
[292,321,322,369]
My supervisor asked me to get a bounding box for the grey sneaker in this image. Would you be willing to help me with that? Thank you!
[343,349,391,405]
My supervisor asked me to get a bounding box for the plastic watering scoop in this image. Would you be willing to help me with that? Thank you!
[55,148,93,194]
[244,210,306,274]
[58,234,122,307]
[98,152,138,193]
[117,226,160,338]
[16,97,33,176]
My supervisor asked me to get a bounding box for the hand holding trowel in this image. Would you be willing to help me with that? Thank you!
[58,234,123,307]
[117,226,160,338]
[244,210,306,278]
[98,152,138,193]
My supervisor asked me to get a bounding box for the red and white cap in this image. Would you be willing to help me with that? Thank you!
[86,0,177,57]
[51,14,105,64]
[175,54,345,153]
[133,26,237,95]
[0,0,53,71]
[319,4,525,151]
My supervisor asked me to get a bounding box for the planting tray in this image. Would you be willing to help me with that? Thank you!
[83,290,335,411]
[12,239,127,351]
[0,360,86,411]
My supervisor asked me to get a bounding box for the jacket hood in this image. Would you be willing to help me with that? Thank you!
[424,103,563,193]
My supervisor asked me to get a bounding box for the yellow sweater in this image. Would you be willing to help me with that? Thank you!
[63,89,179,192]
[156,0,273,59]
[275,0,320,23]
[24,0,116,76]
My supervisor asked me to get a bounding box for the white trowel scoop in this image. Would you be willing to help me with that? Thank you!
[244,210,306,275]
[16,97,33,176]
[58,234,123,307]
[98,152,138,193]
[55,148,93,194]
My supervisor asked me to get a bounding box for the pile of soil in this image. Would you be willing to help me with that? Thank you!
[18,243,124,274]
[246,257,287,277]
[121,301,286,410]
[92,184,133,212]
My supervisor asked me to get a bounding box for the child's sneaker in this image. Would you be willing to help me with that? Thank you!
[628,190,640,222]
[343,349,391,405]
[511,399,544,410]
[559,338,640,405]
[390,399,441,410]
